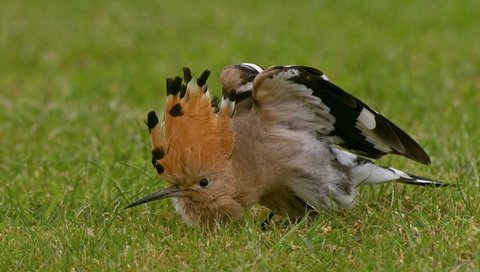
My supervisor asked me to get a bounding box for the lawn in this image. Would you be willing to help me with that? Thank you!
[1,0,479,270]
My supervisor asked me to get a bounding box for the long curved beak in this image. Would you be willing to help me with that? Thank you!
[125,185,184,209]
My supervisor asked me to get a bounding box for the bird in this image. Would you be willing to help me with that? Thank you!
[126,63,448,226]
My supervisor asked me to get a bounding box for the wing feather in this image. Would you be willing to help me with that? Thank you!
[251,65,431,164]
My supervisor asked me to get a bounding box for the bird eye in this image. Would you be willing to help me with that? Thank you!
[199,178,209,187]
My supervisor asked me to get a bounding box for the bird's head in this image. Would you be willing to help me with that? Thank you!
[126,68,246,225]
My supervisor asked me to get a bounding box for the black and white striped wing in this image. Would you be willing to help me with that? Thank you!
[220,63,263,96]
[220,63,263,113]
[252,65,431,164]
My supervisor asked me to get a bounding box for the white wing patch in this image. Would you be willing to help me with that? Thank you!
[355,108,392,153]
[357,108,376,130]
[251,65,431,164]
[240,63,264,73]
[272,68,300,79]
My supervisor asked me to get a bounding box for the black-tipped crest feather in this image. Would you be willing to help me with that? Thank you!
[169,103,184,117]
[166,78,174,95]
[183,67,192,83]
[197,70,211,87]
[180,84,187,98]
[155,164,164,174]
[146,111,159,131]
[169,77,183,96]
[152,147,165,160]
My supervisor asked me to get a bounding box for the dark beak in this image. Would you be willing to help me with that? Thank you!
[125,185,184,209]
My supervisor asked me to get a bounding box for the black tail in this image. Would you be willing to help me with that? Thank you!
[396,171,451,187]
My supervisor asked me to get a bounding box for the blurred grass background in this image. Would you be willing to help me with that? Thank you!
[1,0,479,270]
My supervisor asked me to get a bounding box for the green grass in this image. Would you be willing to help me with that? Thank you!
[1,0,479,270]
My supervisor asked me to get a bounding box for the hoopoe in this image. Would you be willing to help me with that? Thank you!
[126,64,447,225]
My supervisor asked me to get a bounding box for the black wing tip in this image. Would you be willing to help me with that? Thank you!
[392,147,431,165]
[411,153,431,165]
[397,137,432,165]
[409,141,432,165]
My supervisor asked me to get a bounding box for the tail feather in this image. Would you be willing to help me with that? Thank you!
[330,147,450,187]
[391,168,449,187]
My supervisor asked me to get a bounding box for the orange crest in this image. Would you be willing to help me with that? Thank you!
[146,68,235,185]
